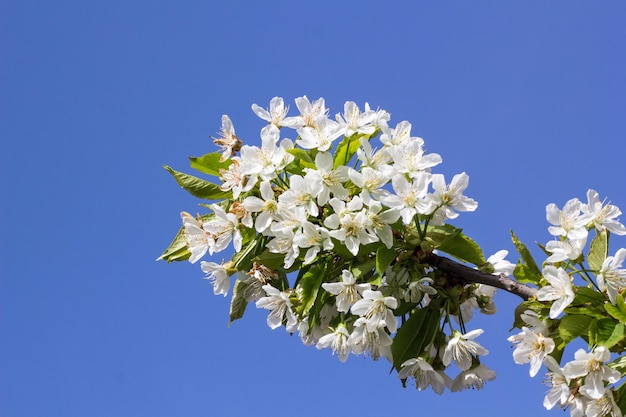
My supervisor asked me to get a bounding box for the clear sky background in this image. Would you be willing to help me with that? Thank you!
[2,2,626,416]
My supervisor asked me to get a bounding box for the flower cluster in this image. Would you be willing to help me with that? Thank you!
[162,96,512,394]
[507,192,626,417]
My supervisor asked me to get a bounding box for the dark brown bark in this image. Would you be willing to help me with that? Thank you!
[423,252,538,301]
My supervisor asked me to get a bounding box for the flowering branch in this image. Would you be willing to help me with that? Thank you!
[422,252,537,301]
[160,96,626,417]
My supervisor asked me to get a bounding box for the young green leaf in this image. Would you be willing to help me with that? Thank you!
[376,245,396,276]
[510,230,541,277]
[391,308,441,372]
[164,166,232,200]
[512,262,542,285]
[436,231,485,266]
[188,152,232,177]
[333,133,362,169]
[588,230,608,272]
[295,261,328,318]
[157,225,191,263]
[558,314,593,344]
[229,279,250,324]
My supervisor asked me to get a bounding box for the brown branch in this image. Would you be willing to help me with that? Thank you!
[422,252,538,301]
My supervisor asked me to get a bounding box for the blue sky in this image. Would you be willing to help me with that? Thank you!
[2,2,626,416]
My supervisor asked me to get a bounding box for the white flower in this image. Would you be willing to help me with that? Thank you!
[203,204,242,254]
[536,266,575,319]
[355,137,392,171]
[486,250,515,276]
[180,211,213,264]
[200,261,231,296]
[251,97,294,128]
[507,327,555,377]
[278,174,322,217]
[240,124,293,182]
[563,346,620,400]
[428,172,478,225]
[450,363,496,391]
[348,166,390,205]
[296,117,342,152]
[546,198,589,241]
[585,391,623,417]
[362,200,401,248]
[350,290,398,333]
[322,270,371,313]
[442,329,489,371]
[289,96,329,129]
[381,173,433,225]
[219,158,255,199]
[266,228,299,269]
[380,121,422,148]
[583,189,626,235]
[242,181,279,233]
[398,357,448,394]
[385,138,442,179]
[212,115,242,161]
[324,197,379,256]
[335,100,377,137]
[316,324,352,362]
[255,285,298,332]
[304,152,349,206]
[597,248,626,304]
[545,236,587,263]
[348,317,393,362]
[543,356,573,411]
[292,222,334,265]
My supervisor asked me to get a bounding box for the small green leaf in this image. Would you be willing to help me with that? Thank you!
[595,319,625,349]
[157,225,191,263]
[510,230,541,277]
[188,152,232,176]
[573,286,607,305]
[164,165,232,200]
[229,279,250,324]
[333,133,362,169]
[391,308,441,372]
[296,261,328,317]
[559,314,594,344]
[512,262,542,285]
[605,302,626,324]
[436,231,485,266]
[232,235,264,272]
[376,245,396,276]
[588,230,608,272]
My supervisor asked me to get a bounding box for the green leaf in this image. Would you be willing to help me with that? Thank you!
[436,231,485,266]
[253,250,286,271]
[510,230,541,277]
[425,224,461,246]
[164,165,232,200]
[188,152,232,176]
[588,230,608,272]
[157,225,191,263]
[376,245,396,276]
[558,314,594,344]
[295,261,328,317]
[333,133,362,169]
[391,308,441,372]
[605,304,626,323]
[232,235,264,272]
[229,279,250,324]
[594,319,625,349]
[605,294,626,323]
[573,286,607,305]
[512,262,543,285]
